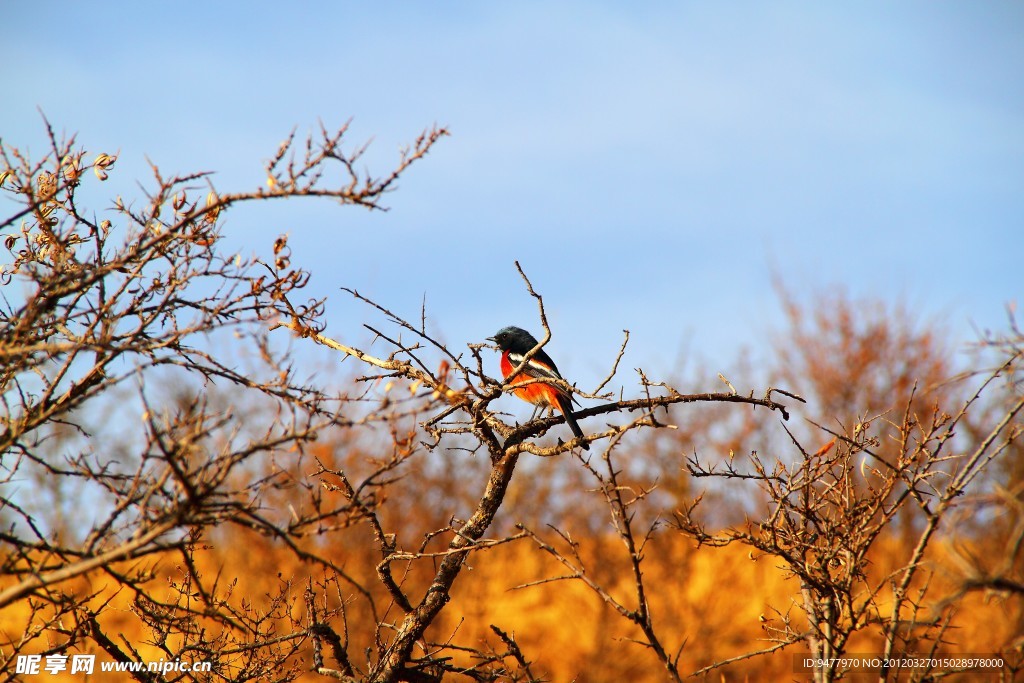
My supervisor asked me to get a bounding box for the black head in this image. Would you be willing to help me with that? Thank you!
[487,326,538,353]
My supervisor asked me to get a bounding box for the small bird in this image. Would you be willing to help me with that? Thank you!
[487,326,589,450]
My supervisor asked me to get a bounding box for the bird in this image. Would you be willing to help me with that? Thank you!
[487,325,589,450]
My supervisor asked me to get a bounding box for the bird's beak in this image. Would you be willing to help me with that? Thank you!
[485,336,496,343]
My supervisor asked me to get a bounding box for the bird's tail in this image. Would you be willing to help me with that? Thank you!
[555,394,589,450]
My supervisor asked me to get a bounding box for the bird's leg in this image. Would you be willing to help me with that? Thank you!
[529,405,543,421]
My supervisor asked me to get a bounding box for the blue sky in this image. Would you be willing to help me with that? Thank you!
[4,2,1022,391]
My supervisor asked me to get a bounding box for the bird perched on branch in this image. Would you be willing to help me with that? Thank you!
[487,326,589,450]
